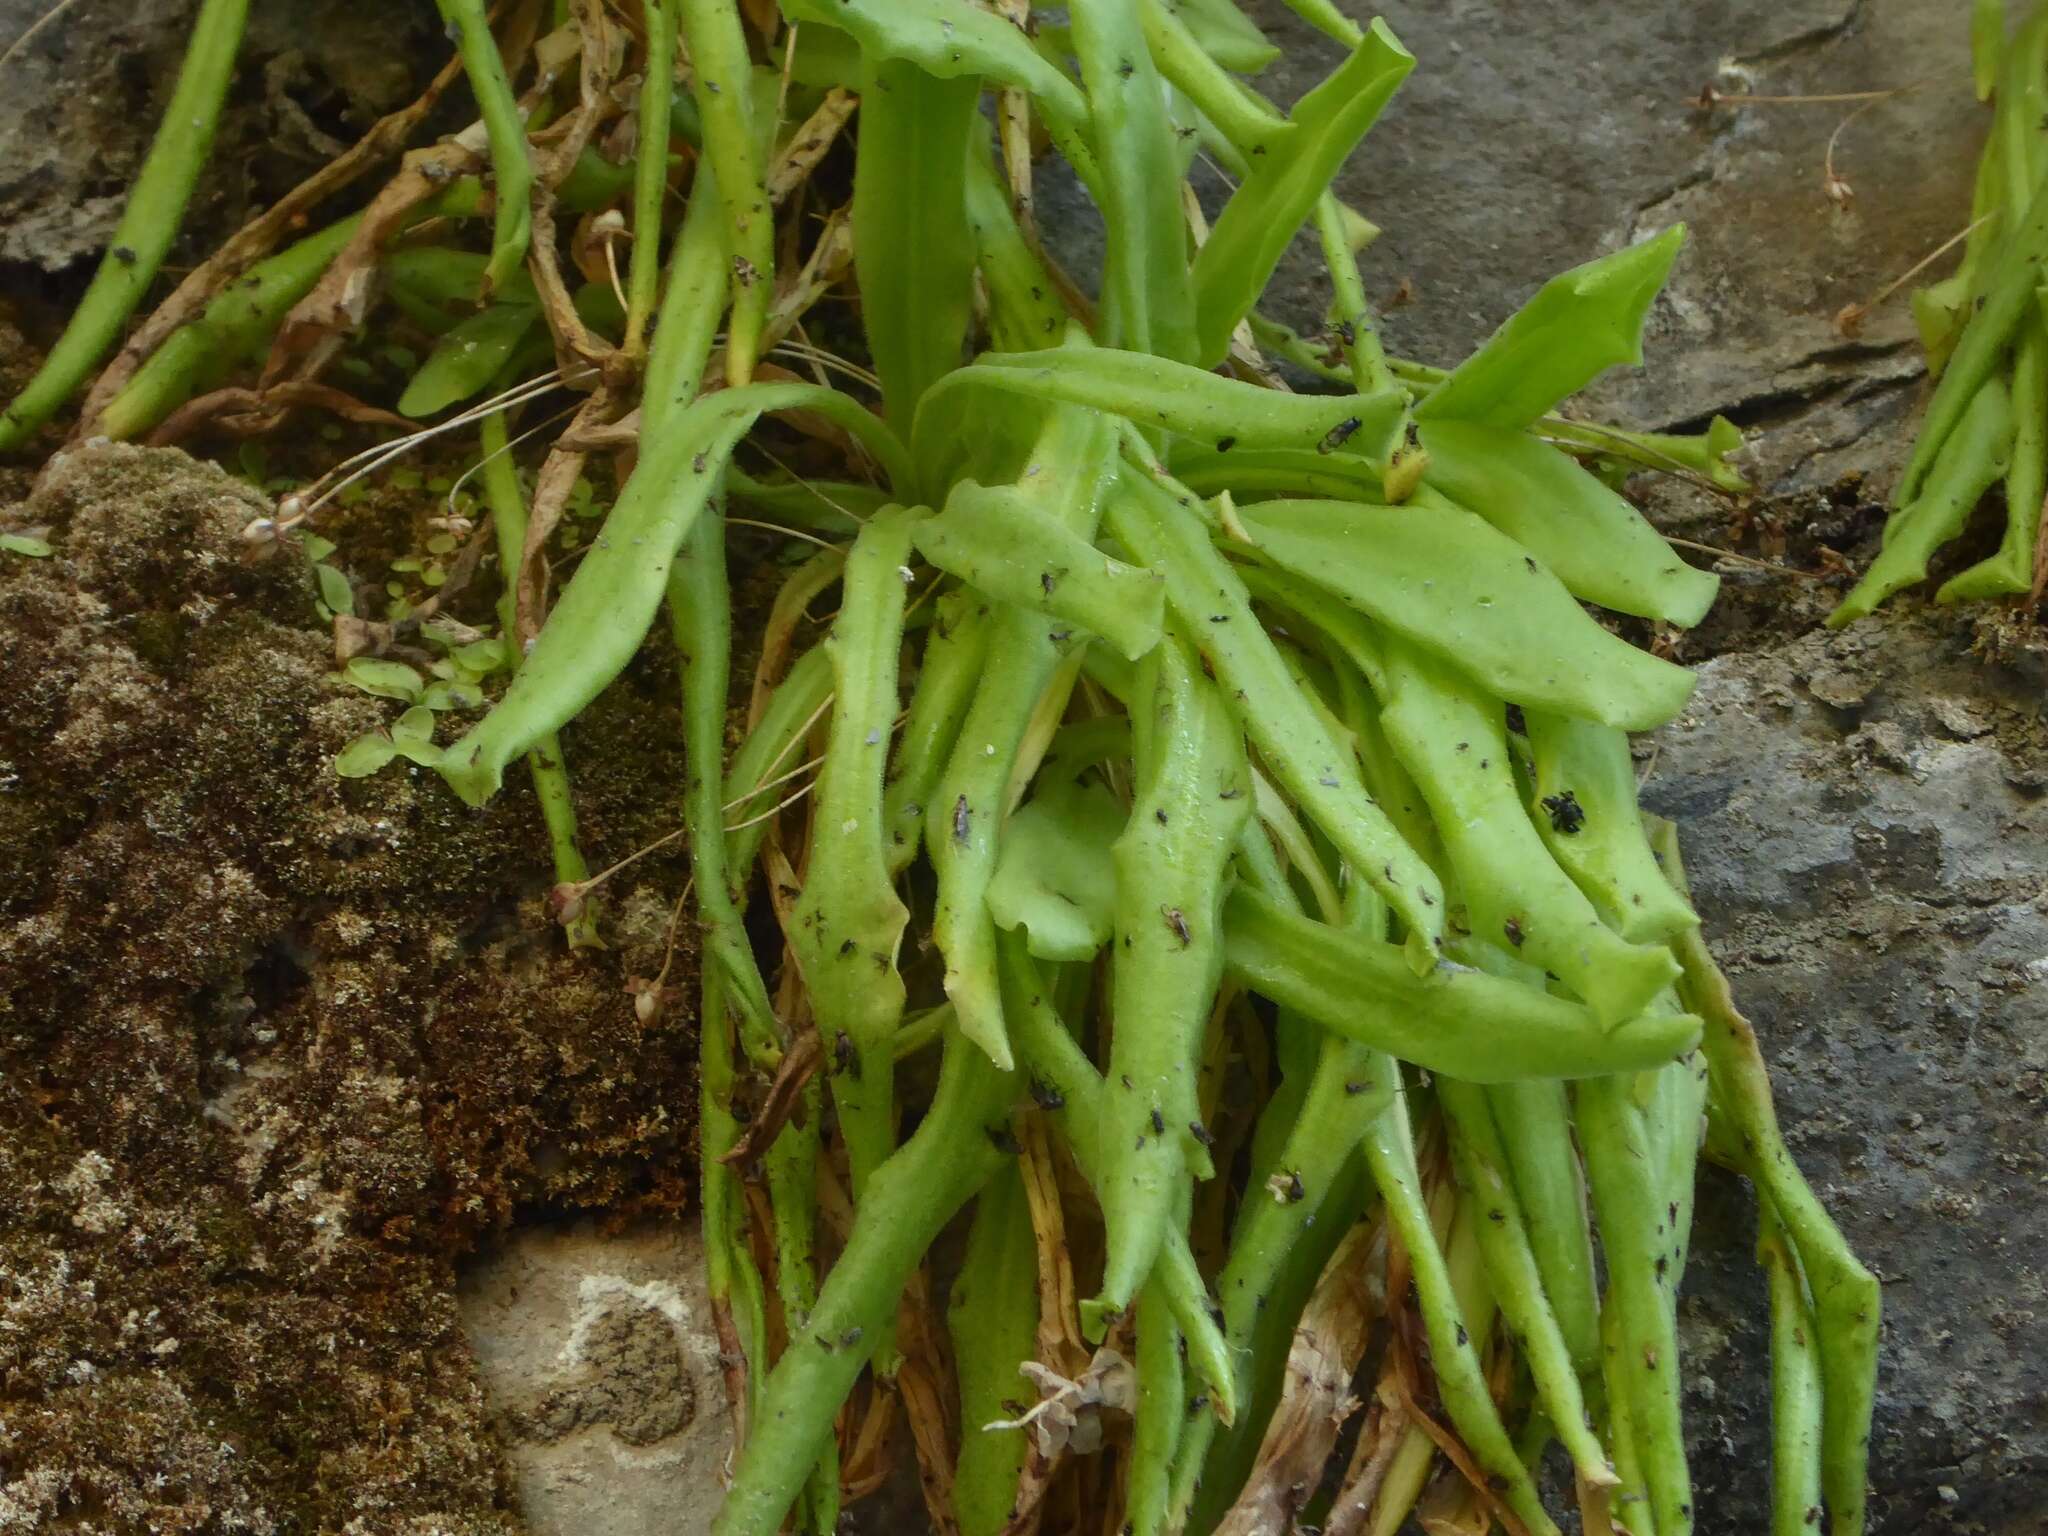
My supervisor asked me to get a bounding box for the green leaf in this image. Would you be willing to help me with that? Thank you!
[1072,0,1198,363]
[1190,20,1414,367]
[1832,375,2015,625]
[1975,0,2004,101]
[1415,226,1686,430]
[388,706,442,765]
[423,679,485,711]
[382,247,539,334]
[1418,419,1721,626]
[391,704,437,745]
[853,58,980,434]
[1235,491,1697,731]
[917,345,1405,485]
[334,733,399,777]
[1172,0,1280,72]
[315,563,355,616]
[987,779,1127,962]
[1220,887,1701,1081]
[1,533,53,558]
[299,532,336,562]
[343,657,426,702]
[398,303,541,419]
[782,0,1089,131]
[1897,164,2048,502]
[1374,637,1680,1026]
[1521,708,1698,946]
[455,637,510,675]
[915,481,1164,660]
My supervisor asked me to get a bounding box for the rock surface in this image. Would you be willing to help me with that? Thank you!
[459,1222,732,1536]
[0,0,439,272]
[1647,614,2048,1536]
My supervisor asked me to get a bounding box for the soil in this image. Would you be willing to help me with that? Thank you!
[0,1,2044,1534]
[0,443,701,1532]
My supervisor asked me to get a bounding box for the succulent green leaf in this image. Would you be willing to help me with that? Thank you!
[343,657,426,703]
[334,733,399,777]
[398,304,540,419]
[1190,20,1414,366]
[1416,225,1686,430]
[1235,491,1697,731]
[985,779,1126,962]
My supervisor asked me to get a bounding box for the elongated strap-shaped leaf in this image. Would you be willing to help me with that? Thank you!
[98,214,363,442]
[1140,0,1293,157]
[885,590,990,875]
[1830,374,2014,625]
[1073,0,1200,362]
[1236,492,1696,730]
[928,404,1120,1067]
[1374,638,1679,1026]
[917,345,1404,483]
[0,0,251,450]
[1577,1074,1692,1536]
[398,304,540,418]
[1169,443,1381,502]
[724,645,834,880]
[786,0,1088,129]
[436,0,533,296]
[1222,889,1699,1080]
[441,383,910,804]
[854,58,980,433]
[681,0,772,383]
[1419,418,1720,626]
[1897,159,2048,501]
[1939,308,2046,601]
[1974,0,2004,100]
[916,482,1165,659]
[1521,707,1697,946]
[795,506,925,1199]
[949,1164,1040,1536]
[1095,630,1250,1324]
[1107,472,1448,950]
[1173,0,1279,71]
[965,143,1073,352]
[1415,225,1685,430]
[985,778,1125,960]
[1190,20,1414,366]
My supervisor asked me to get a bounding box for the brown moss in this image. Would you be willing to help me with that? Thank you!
[0,443,699,1532]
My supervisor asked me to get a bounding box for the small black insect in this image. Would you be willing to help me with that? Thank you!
[1503,917,1525,948]
[112,245,137,264]
[1189,1121,1216,1148]
[1505,703,1527,735]
[833,1031,858,1079]
[986,1125,1021,1155]
[1344,1080,1369,1096]
[1317,416,1363,454]
[1163,906,1192,947]
[1215,435,1237,452]
[1542,790,1586,834]
[1150,1107,1166,1134]
[952,794,972,847]
[1281,1170,1305,1203]
[1029,1078,1065,1111]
